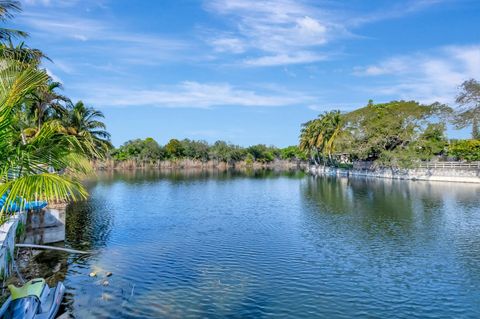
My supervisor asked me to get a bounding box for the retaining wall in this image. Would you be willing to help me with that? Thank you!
[308,165,480,183]
[0,213,25,284]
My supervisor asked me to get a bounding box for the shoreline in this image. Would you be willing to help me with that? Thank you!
[307,165,480,184]
[92,159,308,171]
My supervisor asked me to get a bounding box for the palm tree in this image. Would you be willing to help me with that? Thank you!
[27,80,70,130]
[299,110,343,165]
[0,0,28,42]
[63,101,111,157]
[0,57,90,214]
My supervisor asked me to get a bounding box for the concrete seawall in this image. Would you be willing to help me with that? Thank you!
[0,205,67,286]
[0,213,25,283]
[308,165,480,184]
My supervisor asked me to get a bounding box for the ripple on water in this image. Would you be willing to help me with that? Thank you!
[53,172,480,318]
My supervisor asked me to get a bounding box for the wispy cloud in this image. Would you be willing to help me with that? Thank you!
[353,45,480,104]
[203,0,344,66]
[244,52,327,67]
[348,0,451,26]
[76,81,316,108]
[202,0,449,67]
[19,11,189,66]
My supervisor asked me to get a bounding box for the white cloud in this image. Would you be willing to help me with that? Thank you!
[203,0,448,67]
[19,12,189,65]
[210,37,246,54]
[354,45,480,104]
[19,12,106,41]
[244,52,327,66]
[22,0,101,8]
[353,56,412,76]
[45,67,62,83]
[77,81,315,108]
[204,0,342,66]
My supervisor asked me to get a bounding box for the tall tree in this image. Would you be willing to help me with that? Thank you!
[455,79,480,139]
[340,100,450,166]
[25,80,70,131]
[63,101,111,157]
[299,110,343,165]
[0,58,89,212]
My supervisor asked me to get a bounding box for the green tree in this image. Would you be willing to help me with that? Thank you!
[448,139,480,161]
[341,100,450,166]
[165,138,184,158]
[454,79,480,139]
[247,144,276,163]
[111,138,164,161]
[299,110,343,165]
[0,58,90,213]
[414,123,447,160]
[26,80,70,130]
[209,140,245,163]
[280,146,307,161]
[181,139,209,161]
[62,101,111,157]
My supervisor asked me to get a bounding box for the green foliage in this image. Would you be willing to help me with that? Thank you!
[0,3,110,219]
[338,100,450,167]
[0,57,91,213]
[413,123,448,160]
[299,110,343,165]
[111,138,164,161]
[448,139,480,161]
[165,139,184,158]
[0,1,28,42]
[111,139,307,164]
[246,144,276,163]
[62,101,111,157]
[280,145,307,161]
[245,153,254,165]
[181,139,209,161]
[299,101,454,167]
[209,141,245,163]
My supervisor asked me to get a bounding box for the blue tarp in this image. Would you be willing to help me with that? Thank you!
[0,194,47,213]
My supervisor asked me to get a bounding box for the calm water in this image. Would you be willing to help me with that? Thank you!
[56,169,480,318]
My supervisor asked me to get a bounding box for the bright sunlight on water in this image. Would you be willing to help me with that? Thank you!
[50,169,480,318]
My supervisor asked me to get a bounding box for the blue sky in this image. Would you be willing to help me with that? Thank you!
[13,0,480,146]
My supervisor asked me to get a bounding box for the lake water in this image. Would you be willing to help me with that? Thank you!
[55,169,480,318]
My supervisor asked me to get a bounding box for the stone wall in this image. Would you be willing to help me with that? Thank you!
[308,165,480,183]
[0,213,25,284]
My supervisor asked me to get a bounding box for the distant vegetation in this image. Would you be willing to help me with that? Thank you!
[300,79,480,168]
[110,138,306,165]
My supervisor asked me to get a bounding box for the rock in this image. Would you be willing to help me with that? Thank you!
[57,311,74,319]
[53,263,61,273]
[105,272,112,277]
[101,293,113,301]
[102,280,109,286]
[89,272,97,277]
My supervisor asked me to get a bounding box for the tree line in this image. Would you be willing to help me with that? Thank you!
[299,79,480,167]
[111,138,306,164]
[0,1,110,214]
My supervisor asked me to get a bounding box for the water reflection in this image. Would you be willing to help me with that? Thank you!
[300,176,480,314]
[86,167,304,185]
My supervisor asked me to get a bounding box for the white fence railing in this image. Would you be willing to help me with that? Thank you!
[353,161,480,170]
[417,162,480,169]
